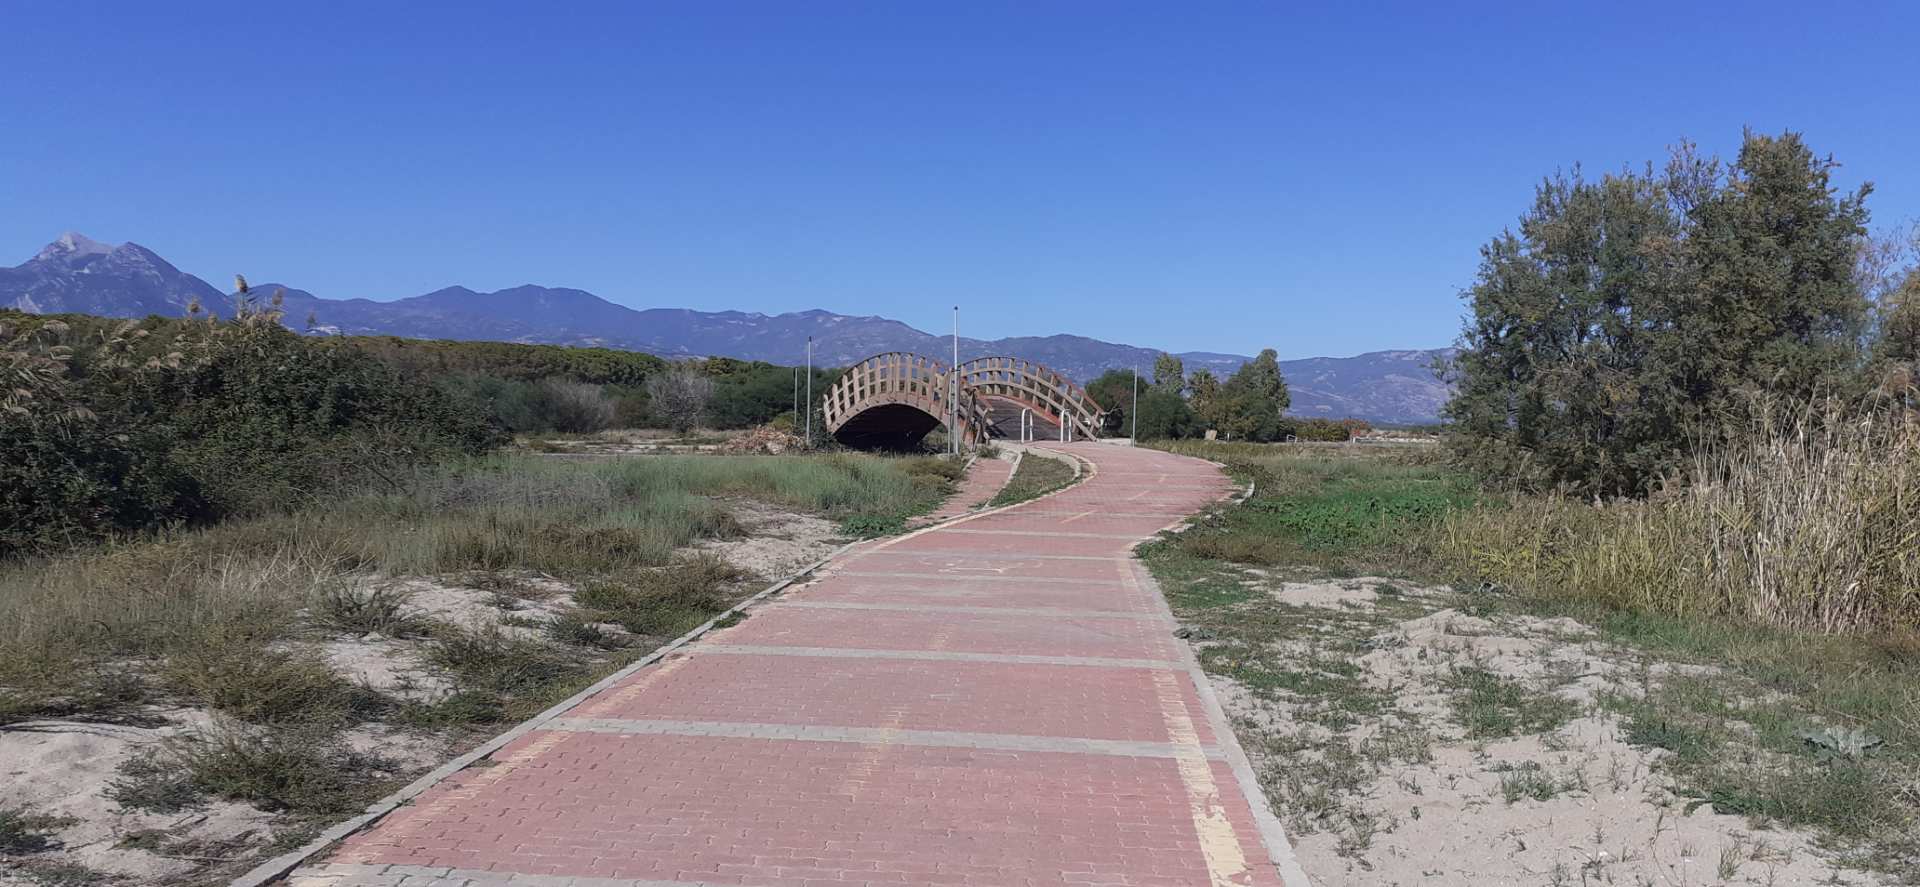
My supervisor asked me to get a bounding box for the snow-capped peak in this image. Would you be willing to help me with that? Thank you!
[36,231,117,261]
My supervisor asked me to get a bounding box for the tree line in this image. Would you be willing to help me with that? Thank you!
[1084,349,1356,441]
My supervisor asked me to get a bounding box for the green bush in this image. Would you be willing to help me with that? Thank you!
[1284,418,1356,442]
[0,307,503,557]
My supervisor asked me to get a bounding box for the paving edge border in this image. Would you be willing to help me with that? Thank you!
[230,470,1046,887]
[1126,449,1311,887]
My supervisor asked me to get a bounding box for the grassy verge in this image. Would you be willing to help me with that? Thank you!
[1142,439,1920,880]
[988,450,1078,507]
[0,450,953,885]
[0,451,950,717]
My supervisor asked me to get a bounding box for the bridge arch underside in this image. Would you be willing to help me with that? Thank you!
[829,402,947,450]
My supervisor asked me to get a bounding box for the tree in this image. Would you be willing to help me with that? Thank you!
[1216,349,1289,441]
[1677,131,1872,406]
[1085,368,1135,436]
[1442,164,1686,494]
[1152,353,1185,392]
[1132,389,1195,440]
[1871,270,1920,401]
[1444,130,1877,497]
[645,364,714,433]
[1187,367,1221,431]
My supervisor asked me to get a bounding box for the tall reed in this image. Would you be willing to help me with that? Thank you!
[1433,400,1920,634]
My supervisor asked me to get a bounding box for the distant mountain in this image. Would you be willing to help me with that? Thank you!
[2,233,1454,423]
[0,233,222,317]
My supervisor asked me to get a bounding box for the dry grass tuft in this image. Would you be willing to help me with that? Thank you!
[1433,401,1920,634]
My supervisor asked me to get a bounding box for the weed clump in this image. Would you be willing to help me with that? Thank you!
[162,637,368,725]
[0,806,75,854]
[574,554,746,637]
[113,725,395,815]
[311,581,427,637]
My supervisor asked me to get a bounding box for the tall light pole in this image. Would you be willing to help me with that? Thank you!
[951,306,959,456]
[804,336,812,447]
[1131,364,1139,441]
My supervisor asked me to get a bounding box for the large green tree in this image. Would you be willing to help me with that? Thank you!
[1132,389,1196,440]
[1444,130,1875,496]
[1187,367,1221,431]
[1152,353,1185,392]
[1216,349,1289,441]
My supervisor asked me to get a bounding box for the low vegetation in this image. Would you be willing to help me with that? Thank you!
[0,445,955,884]
[989,451,1078,506]
[1143,438,1920,880]
[1135,128,1920,883]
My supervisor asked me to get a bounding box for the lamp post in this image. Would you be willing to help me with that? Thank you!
[804,336,812,447]
[951,306,959,456]
[1132,365,1139,441]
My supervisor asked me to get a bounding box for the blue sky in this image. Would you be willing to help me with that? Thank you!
[3,2,1915,358]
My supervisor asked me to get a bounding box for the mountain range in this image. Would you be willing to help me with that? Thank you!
[2,233,1454,424]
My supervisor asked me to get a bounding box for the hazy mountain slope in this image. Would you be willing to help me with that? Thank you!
[2,233,1454,423]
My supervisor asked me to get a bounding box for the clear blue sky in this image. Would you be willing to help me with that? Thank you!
[4,2,1916,358]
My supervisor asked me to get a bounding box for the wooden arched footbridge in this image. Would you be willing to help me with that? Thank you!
[822,352,1105,449]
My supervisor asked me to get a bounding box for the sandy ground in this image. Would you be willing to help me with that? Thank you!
[0,497,844,886]
[1202,576,1887,887]
[697,500,843,579]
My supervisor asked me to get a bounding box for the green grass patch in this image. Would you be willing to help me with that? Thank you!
[1442,664,1581,739]
[1146,440,1475,573]
[989,452,1078,506]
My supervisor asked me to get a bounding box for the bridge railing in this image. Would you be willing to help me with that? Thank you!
[822,352,991,444]
[955,356,1105,441]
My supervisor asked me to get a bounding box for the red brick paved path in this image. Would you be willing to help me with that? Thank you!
[288,444,1303,887]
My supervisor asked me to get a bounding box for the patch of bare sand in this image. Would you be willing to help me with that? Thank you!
[0,713,275,884]
[1207,590,1884,887]
[1258,575,1433,610]
[697,499,844,580]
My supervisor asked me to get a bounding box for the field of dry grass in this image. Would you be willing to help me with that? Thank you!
[0,451,958,886]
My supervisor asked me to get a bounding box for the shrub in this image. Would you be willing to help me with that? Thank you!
[574,554,745,636]
[163,724,393,813]
[533,379,616,433]
[0,805,74,854]
[1133,389,1196,440]
[0,306,503,556]
[312,581,428,637]
[645,365,715,434]
[424,623,586,697]
[161,636,365,724]
[1286,418,1355,442]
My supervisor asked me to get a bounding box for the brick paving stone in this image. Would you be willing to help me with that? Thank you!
[293,443,1297,887]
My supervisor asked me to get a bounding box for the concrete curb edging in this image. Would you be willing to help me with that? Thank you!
[867,445,1092,553]
[1132,560,1311,887]
[232,464,1056,887]
[229,537,863,887]
[1123,451,1309,886]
